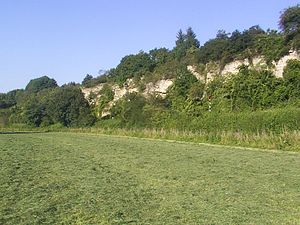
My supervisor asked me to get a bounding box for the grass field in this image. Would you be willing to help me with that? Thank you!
[0,132,300,224]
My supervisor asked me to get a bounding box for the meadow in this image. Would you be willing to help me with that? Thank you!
[0,132,300,224]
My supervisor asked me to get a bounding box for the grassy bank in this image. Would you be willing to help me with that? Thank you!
[67,128,300,151]
[1,126,299,152]
[1,132,299,224]
[1,107,299,151]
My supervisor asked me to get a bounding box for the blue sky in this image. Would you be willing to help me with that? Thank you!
[0,0,299,93]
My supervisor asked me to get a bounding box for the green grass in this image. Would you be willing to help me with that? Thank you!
[0,132,300,224]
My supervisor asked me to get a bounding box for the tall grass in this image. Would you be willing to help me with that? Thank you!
[165,107,300,133]
[84,128,300,151]
[0,109,10,127]
[4,127,294,152]
[1,107,299,152]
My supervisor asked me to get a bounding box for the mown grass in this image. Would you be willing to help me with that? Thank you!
[0,132,300,224]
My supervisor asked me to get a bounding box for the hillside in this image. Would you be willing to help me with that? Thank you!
[81,50,300,118]
[0,5,300,138]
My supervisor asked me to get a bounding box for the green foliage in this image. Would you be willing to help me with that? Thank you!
[224,66,283,110]
[96,84,115,116]
[111,92,146,127]
[143,59,179,84]
[197,31,230,64]
[0,109,10,127]
[283,59,300,99]
[46,86,95,127]
[82,74,108,88]
[0,89,24,109]
[195,25,289,68]
[206,75,225,97]
[173,27,200,60]
[188,81,205,102]
[186,27,200,48]
[192,107,300,133]
[15,86,95,127]
[163,67,198,113]
[255,30,289,64]
[149,48,172,65]
[169,67,198,98]
[100,84,114,101]
[112,51,155,84]
[81,74,93,85]
[25,76,57,93]
[279,4,300,47]
[23,95,46,127]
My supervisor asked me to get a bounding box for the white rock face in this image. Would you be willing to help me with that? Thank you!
[144,79,173,97]
[81,84,105,104]
[221,59,249,76]
[220,56,267,76]
[111,85,128,102]
[187,65,205,81]
[100,81,139,117]
[111,79,138,102]
[101,101,115,118]
[220,52,300,78]
[273,50,300,78]
[206,62,220,82]
[252,56,268,68]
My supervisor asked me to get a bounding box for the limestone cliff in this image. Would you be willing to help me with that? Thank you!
[81,78,173,117]
[187,50,300,82]
[82,50,299,117]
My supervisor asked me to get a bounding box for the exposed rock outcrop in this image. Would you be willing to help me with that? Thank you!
[187,65,205,82]
[81,84,105,104]
[82,51,300,118]
[82,78,174,117]
[273,50,300,77]
[187,51,299,83]
[144,79,173,97]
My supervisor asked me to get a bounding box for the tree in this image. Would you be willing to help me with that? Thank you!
[186,27,200,48]
[170,67,198,97]
[96,84,115,116]
[225,66,282,110]
[279,5,300,47]
[175,29,185,47]
[198,37,230,64]
[82,74,93,86]
[255,31,287,64]
[216,30,230,39]
[174,29,187,60]
[111,92,146,127]
[113,51,155,84]
[283,59,300,99]
[25,76,58,93]
[174,27,200,60]
[188,82,205,101]
[149,48,171,65]
[23,94,46,127]
[0,89,24,109]
[279,5,300,36]
[42,86,95,127]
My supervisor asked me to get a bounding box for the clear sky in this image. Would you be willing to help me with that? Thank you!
[0,0,299,93]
